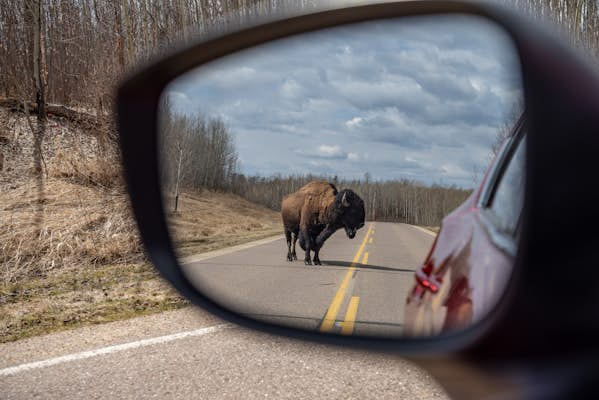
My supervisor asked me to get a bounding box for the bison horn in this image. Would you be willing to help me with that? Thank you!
[341,192,350,207]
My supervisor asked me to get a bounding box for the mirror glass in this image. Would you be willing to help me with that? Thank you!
[158,15,524,338]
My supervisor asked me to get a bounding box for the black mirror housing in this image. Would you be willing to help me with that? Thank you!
[118,0,599,362]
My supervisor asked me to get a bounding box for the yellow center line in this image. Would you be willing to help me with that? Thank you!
[340,296,360,335]
[361,252,369,265]
[319,223,373,333]
[369,237,373,244]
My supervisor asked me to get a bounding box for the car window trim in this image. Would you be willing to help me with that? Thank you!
[478,118,526,210]
[477,121,526,257]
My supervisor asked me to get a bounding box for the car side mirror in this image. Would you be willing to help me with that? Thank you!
[118,1,599,357]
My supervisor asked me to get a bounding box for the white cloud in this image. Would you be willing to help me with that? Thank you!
[317,145,344,158]
[167,15,522,188]
[345,117,363,128]
[280,79,302,98]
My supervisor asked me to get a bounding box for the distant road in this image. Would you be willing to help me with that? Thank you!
[184,222,436,337]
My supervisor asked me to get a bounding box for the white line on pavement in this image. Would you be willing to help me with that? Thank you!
[411,225,437,237]
[0,324,233,377]
[182,235,283,264]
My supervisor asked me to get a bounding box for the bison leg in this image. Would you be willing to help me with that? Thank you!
[291,232,298,260]
[313,248,321,265]
[312,226,336,266]
[300,229,312,265]
[298,208,316,266]
[285,229,293,262]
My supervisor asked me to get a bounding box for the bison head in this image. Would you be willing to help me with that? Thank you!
[335,189,365,239]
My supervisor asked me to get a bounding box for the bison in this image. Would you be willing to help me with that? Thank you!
[281,181,365,265]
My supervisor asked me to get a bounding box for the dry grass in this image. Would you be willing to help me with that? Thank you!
[50,147,122,189]
[1,178,140,283]
[1,263,186,342]
[165,190,281,257]
[421,226,441,234]
[0,108,136,284]
[0,108,280,342]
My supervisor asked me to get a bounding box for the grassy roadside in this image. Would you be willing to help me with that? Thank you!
[0,263,186,342]
[0,186,280,344]
[421,226,440,234]
[0,108,281,343]
[165,190,282,258]
[0,229,281,343]
[0,199,280,343]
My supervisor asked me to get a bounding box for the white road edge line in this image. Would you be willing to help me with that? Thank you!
[182,235,283,265]
[0,324,233,377]
[411,225,437,237]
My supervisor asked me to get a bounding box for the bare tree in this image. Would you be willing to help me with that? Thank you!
[159,99,239,205]
[1,0,598,227]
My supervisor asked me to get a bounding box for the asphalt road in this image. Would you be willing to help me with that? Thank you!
[183,222,435,337]
[1,222,447,399]
[0,308,448,400]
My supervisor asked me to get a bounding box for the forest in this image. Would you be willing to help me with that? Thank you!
[2,0,598,112]
[2,0,599,228]
[159,98,472,227]
[232,174,471,227]
[1,0,599,256]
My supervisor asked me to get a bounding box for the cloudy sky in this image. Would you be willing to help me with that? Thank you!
[165,15,523,189]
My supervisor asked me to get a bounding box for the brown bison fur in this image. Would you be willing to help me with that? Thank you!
[281,181,365,265]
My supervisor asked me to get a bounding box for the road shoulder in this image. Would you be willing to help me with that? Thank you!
[0,307,220,368]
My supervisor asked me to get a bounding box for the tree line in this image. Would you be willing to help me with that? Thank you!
[160,102,469,226]
[231,173,471,227]
[507,0,599,60]
[0,0,322,114]
[2,0,599,226]
[2,0,599,116]
[160,99,238,210]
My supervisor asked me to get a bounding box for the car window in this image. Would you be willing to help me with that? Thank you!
[486,135,526,237]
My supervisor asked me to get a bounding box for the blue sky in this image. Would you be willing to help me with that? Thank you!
[164,14,523,188]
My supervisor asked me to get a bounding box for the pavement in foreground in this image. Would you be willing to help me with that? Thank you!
[0,307,448,399]
[1,222,448,399]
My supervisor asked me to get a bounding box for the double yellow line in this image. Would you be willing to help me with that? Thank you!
[319,223,373,334]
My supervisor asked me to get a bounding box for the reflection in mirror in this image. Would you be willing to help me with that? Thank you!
[158,15,524,338]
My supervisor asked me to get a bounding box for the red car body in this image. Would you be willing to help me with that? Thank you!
[405,120,525,337]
